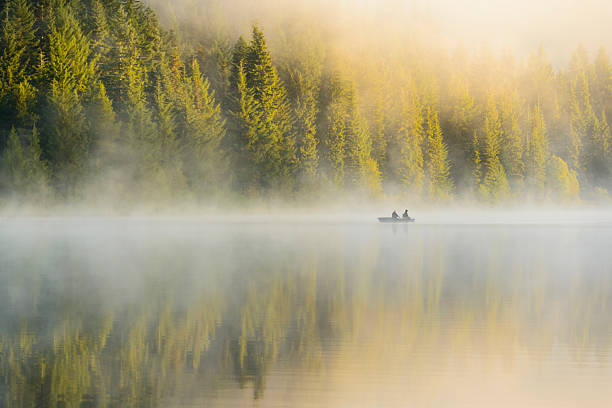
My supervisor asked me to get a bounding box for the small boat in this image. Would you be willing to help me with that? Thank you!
[378,217,415,223]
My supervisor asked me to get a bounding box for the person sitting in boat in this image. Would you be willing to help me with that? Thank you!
[392,210,400,219]
[402,209,409,219]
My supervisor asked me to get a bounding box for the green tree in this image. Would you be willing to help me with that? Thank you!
[0,0,39,125]
[525,104,550,193]
[397,83,425,196]
[180,59,227,197]
[0,126,49,197]
[481,96,510,201]
[471,130,484,197]
[345,99,381,196]
[234,25,297,193]
[546,155,580,201]
[499,93,524,190]
[42,4,96,194]
[287,56,322,192]
[448,75,477,190]
[323,73,348,189]
[424,106,453,200]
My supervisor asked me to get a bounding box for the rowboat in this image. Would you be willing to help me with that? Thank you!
[378,217,415,223]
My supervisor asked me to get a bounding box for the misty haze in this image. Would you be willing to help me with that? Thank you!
[1,0,612,407]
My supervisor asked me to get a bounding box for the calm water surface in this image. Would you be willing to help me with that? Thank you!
[1,216,611,407]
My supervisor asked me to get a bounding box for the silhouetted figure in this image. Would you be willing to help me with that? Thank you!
[403,209,409,219]
[392,210,399,219]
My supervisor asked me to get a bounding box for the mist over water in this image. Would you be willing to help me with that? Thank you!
[1,0,611,405]
[2,216,612,407]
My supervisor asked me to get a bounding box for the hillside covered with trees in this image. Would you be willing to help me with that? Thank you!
[1,0,611,207]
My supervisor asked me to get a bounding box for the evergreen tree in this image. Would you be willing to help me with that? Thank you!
[424,106,453,200]
[369,89,387,176]
[323,73,348,188]
[345,96,381,196]
[448,76,477,189]
[471,130,484,197]
[234,25,297,192]
[499,93,524,190]
[42,3,95,194]
[525,104,549,193]
[397,82,425,196]
[294,71,320,189]
[593,47,612,117]
[88,0,112,78]
[181,59,226,196]
[233,59,261,191]
[546,155,580,200]
[481,96,510,200]
[230,36,249,97]
[0,0,39,125]
[0,126,48,197]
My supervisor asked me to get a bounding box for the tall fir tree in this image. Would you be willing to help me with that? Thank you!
[181,59,226,197]
[481,96,510,201]
[234,25,297,192]
[294,71,320,190]
[42,3,96,194]
[0,0,39,126]
[525,103,549,193]
[448,75,477,190]
[424,106,453,200]
[344,90,381,196]
[397,81,425,196]
[1,126,48,197]
[499,92,524,191]
[323,73,348,189]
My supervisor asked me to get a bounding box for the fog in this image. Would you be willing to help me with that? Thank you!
[2,215,612,406]
[2,1,612,405]
[148,0,612,64]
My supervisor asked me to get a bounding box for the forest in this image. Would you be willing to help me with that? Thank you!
[0,0,611,207]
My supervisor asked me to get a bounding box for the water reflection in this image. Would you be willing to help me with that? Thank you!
[1,220,611,407]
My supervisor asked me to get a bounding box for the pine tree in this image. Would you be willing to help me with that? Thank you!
[294,71,320,189]
[324,73,348,188]
[589,110,611,187]
[424,106,453,200]
[87,81,118,167]
[89,0,112,75]
[0,0,39,125]
[237,25,297,192]
[593,47,612,116]
[499,93,524,190]
[46,4,96,96]
[1,127,25,191]
[369,89,387,176]
[481,96,510,200]
[345,94,381,196]
[230,35,249,97]
[181,59,226,197]
[281,40,324,193]
[448,76,477,188]
[525,104,550,193]
[546,155,580,200]
[397,83,425,196]
[234,59,261,191]
[1,126,49,197]
[471,130,484,197]
[42,4,96,194]
[568,81,585,173]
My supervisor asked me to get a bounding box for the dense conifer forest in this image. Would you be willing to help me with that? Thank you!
[0,0,611,206]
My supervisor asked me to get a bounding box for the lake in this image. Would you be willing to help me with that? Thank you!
[1,214,612,407]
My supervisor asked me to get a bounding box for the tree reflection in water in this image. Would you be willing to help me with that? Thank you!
[0,220,611,407]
